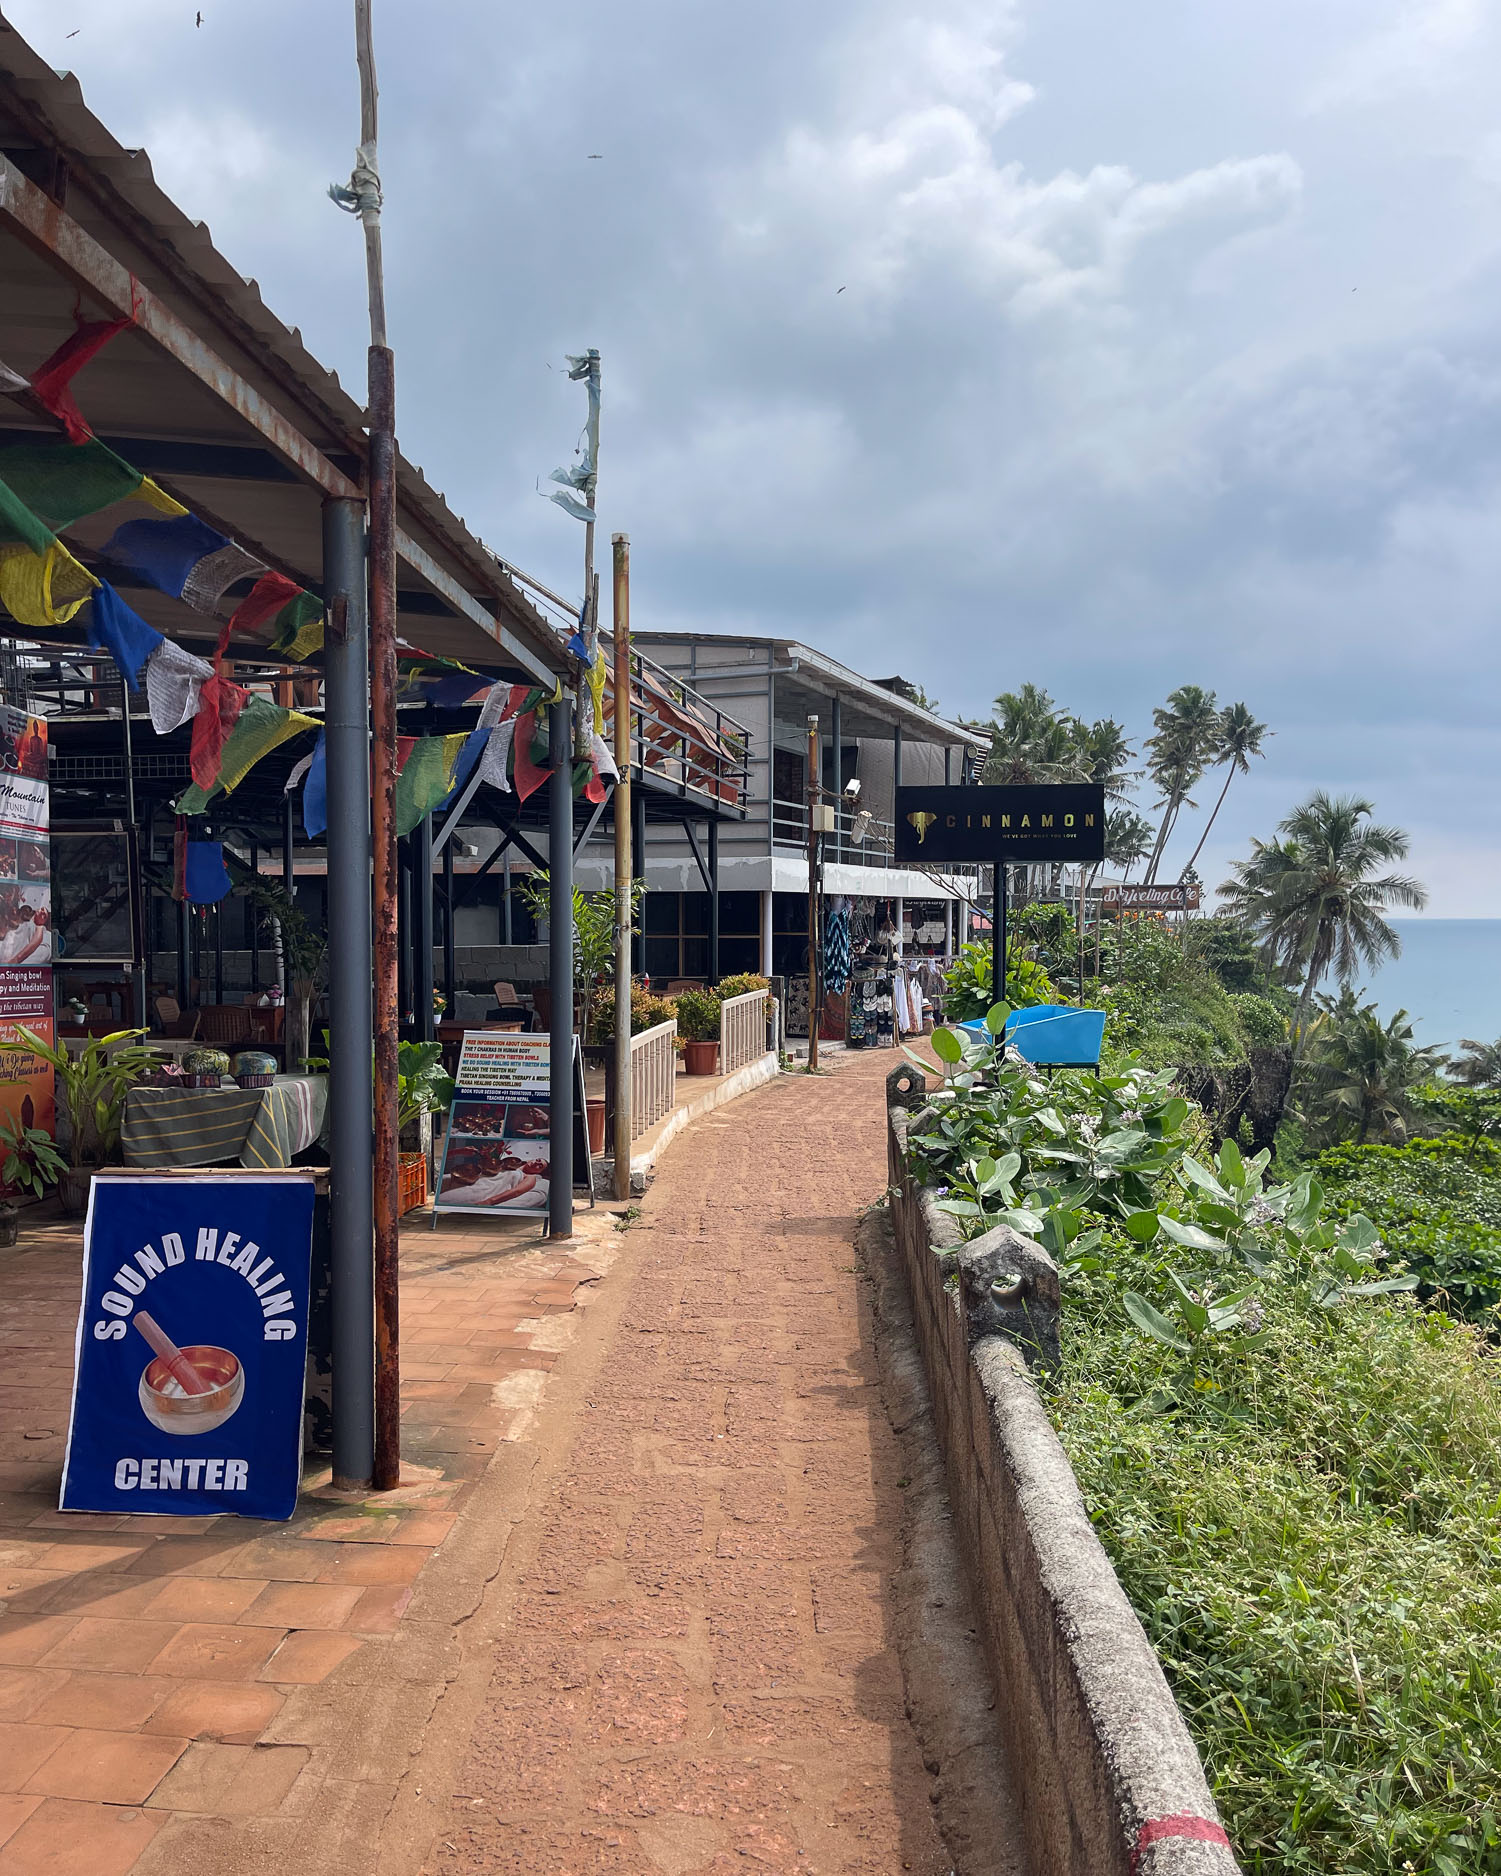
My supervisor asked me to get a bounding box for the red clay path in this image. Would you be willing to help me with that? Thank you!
[432,1047,952,1875]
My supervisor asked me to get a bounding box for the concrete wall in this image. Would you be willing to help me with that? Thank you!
[885,1067,1240,1876]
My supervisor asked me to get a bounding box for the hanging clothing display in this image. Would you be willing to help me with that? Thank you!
[823,895,852,996]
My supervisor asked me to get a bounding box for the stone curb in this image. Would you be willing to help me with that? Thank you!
[885,1067,1242,1876]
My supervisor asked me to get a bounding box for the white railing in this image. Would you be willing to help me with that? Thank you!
[629,1017,677,1141]
[720,988,769,1075]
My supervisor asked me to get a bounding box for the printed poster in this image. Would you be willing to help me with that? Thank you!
[0,708,49,965]
[0,967,53,1139]
[434,1033,590,1214]
[61,1175,316,1520]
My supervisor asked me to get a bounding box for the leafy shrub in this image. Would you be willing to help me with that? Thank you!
[713,972,769,1000]
[1056,1272,1501,1875]
[1230,992,1289,1049]
[1094,926,1265,1071]
[1317,1136,1501,1323]
[587,984,679,1044]
[674,987,721,1042]
[941,941,1056,1022]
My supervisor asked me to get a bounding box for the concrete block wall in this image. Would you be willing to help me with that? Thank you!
[886,1069,1240,1876]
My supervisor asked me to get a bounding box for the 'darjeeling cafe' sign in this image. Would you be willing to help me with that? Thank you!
[893,784,1106,865]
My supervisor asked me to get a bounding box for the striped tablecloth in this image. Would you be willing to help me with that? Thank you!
[121,1075,328,1170]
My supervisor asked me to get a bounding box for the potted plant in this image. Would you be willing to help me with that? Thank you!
[0,1028,157,1215]
[397,1040,455,1212]
[0,1115,66,1240]
[675,987,722,1074]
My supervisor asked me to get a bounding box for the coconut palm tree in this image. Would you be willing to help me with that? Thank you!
[1142,686,1221,881]
[1177,702,1269,883]
[1299,988,1447,1145]
[1451,1036,1501,1089]
[1104,808,1156,879]
[1218,793,1427,1055]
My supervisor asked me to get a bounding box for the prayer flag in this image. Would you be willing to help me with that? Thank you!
[0,438,184,529]
[30,315,131,444]
[0,539,96,627]
[302,731,327,839]
[183,840,232,906]
[87,583,163,690]
[394,734,468,837]
[189,674,249,791]
[103,514,263,614]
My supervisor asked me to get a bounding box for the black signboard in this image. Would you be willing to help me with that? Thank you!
[893,785,1106,865]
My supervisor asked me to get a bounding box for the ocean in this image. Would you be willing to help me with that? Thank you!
[1351,920,1501,1054]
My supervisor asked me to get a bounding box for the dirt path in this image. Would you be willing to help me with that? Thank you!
[427,1050,986,1876]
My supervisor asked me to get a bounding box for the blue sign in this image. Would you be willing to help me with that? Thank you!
[61,1174,316,1521]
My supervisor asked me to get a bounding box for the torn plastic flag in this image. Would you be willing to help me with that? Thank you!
[103,514,264,613]
[86,583,163,690]
[176,696,319,811]
[145,639,215,733]
[30,315,132,445]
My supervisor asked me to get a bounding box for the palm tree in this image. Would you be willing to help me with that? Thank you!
[1177,703,1269,883]
[1142,686,1221,881]
[1218,793,1427,1055]
[1104,808,1156,879]
[1299,988,1447,1144]
[1452,1037,1501,1089]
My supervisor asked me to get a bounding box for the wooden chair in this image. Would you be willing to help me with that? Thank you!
[488,982,532,1030]
[153,996,200,1040]
[197,1004,252,1048]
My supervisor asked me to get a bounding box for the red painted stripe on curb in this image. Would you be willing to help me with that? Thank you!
[1130,1814,1232,1871]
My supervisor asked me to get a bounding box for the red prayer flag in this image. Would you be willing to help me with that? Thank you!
[189,674,249,790]
[228,570,303,643]
[30,316,133,444]
[512,711,548,801]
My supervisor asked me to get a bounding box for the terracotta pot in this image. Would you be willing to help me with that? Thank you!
[586,1099,607,1155]
[57,1167,92,1217]
[682,1039,719,1076]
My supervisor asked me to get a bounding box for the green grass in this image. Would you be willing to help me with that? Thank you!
[1052,1264,1501,1874]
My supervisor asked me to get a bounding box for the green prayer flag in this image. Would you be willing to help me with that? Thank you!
[0,477,57,557]
[0,438,143,528]
[175,695,319,812]
[394,733,467,837]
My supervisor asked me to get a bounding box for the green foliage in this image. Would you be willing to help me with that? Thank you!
[1228,992,1288,1049]
[396,1041,454,1133]
[1295,989,1448,1148]
[517,871,647,994]
[1094,925,1260,1071]
[1188,915,1287,998]
[1316,1136,1501,1323]
[0,1027,155,1170]
[673,986,722,1042]
[0,1117,65,1200]
[587,984,680,1043]
[1055,1270,1501,1874]
[941,941,1057,1023]
[713,972,770,1001]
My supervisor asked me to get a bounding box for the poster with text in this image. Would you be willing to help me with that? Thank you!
[0,709,49,965]
[434,1034,591,1214]
[0,967,53,1140]
[61,1175,316,1520]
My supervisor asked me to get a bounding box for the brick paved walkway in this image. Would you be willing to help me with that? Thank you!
[432,1048,952,1876]
[0,1204,614,1876]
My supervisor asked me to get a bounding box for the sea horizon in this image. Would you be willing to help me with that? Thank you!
[1329,917,1501,1054]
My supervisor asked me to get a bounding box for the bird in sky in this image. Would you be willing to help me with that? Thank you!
[836,286,846,294]
[196,10,203,25]
[587,154,603,160]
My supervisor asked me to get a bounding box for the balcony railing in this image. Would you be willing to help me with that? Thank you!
[602,640,752,815]
[629,1017,678,1142]
[720,987,769,1074]
[770,796,979,880]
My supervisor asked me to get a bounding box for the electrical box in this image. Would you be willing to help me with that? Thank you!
[811,804,837,833]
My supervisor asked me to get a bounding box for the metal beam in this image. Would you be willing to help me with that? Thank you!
[683,818,714,897]
[548,700,575,1239]
[572,791,611,863]
[431,765,484,858]
[394,530,558,686]
[0,154,361,502]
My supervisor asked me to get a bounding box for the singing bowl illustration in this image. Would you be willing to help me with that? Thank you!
[139,1345,245,1436]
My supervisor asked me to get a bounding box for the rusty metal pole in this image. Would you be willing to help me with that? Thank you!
[807,713,820,1071]
[611,534,633,1201]
[351,0,400,1491]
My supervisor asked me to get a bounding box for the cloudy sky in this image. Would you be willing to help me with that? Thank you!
[9,0,1501,911]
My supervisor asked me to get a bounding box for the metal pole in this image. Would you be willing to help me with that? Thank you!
[414,811,434,1043]
[502,848,513,946]
[829,695,842,866]
[322,495,374,1491]
[442,834,455,1009]
[549,699,575,1237]
[707,819,719,983]
[397,845,410,1028]
[631,788,647,979]
[576,351,600,761]
[176,898,189,1009]
[282,793,295,899]
[611,532,632,1201]
[119,683,146,1030]
[807,713,820,1071]
[893,722,903,790]
[993,863,1008,1014]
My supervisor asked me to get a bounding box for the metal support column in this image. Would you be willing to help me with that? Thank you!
[760,887,773,978]
[894,722,903,789]
[829,696,842,865]
[442,835,455,1009]
[549,699,575,1238]
[249,843,260,992]
[414,813,434,1043]
[707,820,720,983]
[322,496,375,1491]
[283,793,296,899]
[631,788,647,978]
[992,863,1007,1016]
[176,899,189,1009]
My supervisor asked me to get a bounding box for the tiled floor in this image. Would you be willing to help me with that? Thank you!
[0,1204,614,1875]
